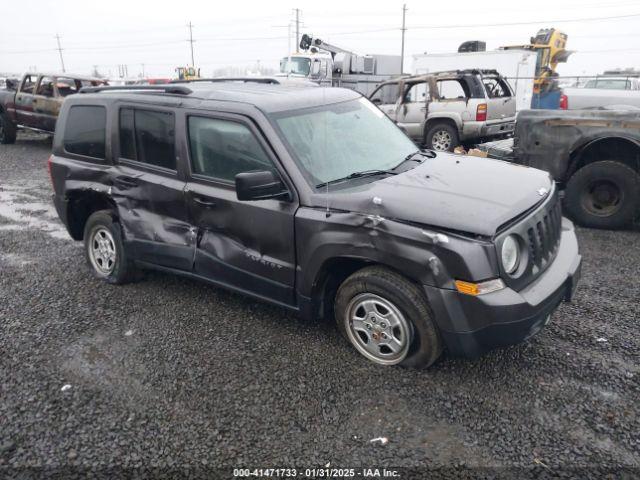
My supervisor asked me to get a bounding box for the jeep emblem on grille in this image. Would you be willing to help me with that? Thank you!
[537,187,548,196]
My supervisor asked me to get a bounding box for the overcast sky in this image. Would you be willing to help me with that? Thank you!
[2,0,640,79]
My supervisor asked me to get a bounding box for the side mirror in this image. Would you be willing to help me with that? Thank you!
[371,97,382,105]
[235,170,289,201]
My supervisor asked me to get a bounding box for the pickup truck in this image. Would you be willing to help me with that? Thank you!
[0,72,106,144]
[479,109,640,229]
[369,69,516,151]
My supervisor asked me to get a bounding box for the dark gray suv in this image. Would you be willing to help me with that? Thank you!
[48,83,582,368]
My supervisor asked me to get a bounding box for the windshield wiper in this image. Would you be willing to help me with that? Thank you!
[394,149,437,170]
[316,169,398,189]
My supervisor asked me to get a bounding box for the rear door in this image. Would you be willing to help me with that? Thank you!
[184,112,297,306]
[482,75,516,121]
[33,76,59,131]
[396,82,428,140]
[112,105,192,270]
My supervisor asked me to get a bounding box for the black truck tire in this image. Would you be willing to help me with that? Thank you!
[0,111,17,144]
[83,210,137,284]
[565,160,640,229]
[335,266,442,368]
[425,122,459,152]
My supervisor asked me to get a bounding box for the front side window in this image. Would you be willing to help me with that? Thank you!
[188,116,275,182]
[370,83,399,105]
[20,75,37,94]
[119,108,176,170]
[273,98,417,186]
[63,105,106,159]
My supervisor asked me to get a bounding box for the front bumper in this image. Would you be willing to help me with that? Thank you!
[424,218,581,358]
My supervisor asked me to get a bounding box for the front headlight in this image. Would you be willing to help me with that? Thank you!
[501,235,520,274]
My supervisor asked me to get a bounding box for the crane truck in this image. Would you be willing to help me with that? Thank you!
[501,28,573,109]
[277,34,402,96]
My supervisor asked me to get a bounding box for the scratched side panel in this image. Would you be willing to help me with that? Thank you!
[186,183,296,306]
[111,164,193,271]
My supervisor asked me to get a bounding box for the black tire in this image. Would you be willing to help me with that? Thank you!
[0,111,17,144]
[425,122,459,152]
[83,210,136,284]
[565,160,640,229]
[335,266,442,368]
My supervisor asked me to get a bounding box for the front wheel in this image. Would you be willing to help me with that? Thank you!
[335,266,442,368]
[564,160,640,229]
[425,123,459,152]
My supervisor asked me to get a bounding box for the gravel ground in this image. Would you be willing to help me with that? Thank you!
[0,133,638,478]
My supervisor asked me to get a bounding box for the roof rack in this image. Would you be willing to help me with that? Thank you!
[79,85,192,95]
[171,77,279,85]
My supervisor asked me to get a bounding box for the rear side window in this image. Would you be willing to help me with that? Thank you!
[63,105,106,159]
[119,107,176,170]
[188,116,275,182]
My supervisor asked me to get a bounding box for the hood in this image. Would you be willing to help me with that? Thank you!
[309,154,553,237]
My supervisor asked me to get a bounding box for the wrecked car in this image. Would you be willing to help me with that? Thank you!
[369,69,516,151]
[0,72,106,143]
[480,109,640,229]
[48,83,581,368]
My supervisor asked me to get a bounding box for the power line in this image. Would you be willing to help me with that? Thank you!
[408,12,640,30]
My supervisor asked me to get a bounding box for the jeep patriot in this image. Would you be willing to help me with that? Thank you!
[48,83,582,368]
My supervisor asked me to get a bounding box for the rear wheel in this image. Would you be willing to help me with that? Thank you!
[565,160,640,229]
[0,112,17,144]
[83,210,136,284]
[425,122,459,152]
[335,266,442,368]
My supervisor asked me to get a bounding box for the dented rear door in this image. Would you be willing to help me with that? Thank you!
[184,112,297,306]
[112,105,193,270]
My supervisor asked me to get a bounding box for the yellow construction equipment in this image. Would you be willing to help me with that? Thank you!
[175,66,201,81]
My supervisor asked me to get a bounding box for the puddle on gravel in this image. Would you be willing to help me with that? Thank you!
[0,185,69,240]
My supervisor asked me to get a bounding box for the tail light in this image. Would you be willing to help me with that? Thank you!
[559,94,568,110]
[476,103,487,122]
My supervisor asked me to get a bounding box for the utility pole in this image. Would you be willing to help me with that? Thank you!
[55,34,66,72]
[400,4,407,75]
[188,22,195,65]
[294,8,301,52]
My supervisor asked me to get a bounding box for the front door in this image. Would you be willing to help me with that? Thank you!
[112,105,192,270]
[370,82,401,121]
[15,74,38,127]
[184,113,297,306]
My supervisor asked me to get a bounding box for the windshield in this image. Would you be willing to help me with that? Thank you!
[584,79,630,90]
[280,57,311,76]
[272,98,418,186]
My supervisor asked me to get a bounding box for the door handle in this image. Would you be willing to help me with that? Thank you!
[114,176,139,189]
[193,196,216,208]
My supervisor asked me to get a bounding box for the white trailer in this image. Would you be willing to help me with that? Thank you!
[412,50,538,112]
